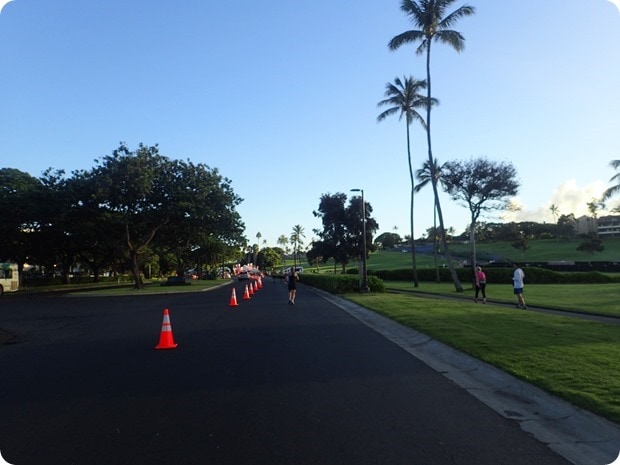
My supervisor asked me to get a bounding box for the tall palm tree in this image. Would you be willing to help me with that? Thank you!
[254,232,262,265]
[277,234,289,266]
[415,158,445,282]
[377,76,436,287]
[389,0,475,292]
[290,225,305,267]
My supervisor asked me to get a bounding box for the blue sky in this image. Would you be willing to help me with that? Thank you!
[1,0,619,249]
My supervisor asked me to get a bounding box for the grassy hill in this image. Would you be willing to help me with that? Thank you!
[362,238,620,271]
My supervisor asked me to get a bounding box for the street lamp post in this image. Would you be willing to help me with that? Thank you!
[350,188,369,292]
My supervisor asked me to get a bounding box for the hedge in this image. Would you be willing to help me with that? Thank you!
[365,267,617,285]
[299,273,385,294]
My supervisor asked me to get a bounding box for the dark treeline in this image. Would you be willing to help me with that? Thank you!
[0,143,246,288]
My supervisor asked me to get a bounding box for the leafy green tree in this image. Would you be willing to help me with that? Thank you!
[0,168,43,277]
[311,193,378,273]
[32,169,84,284]
[441,157,519,276]
[312,193,349,272]
[557,214,577,240]
[377,76,435,287]
[88,143,244,288]
[511,234,530,257]
[62,170,126,282]
[305,241,327,271]
[374,232,401,249]
[388,0,475,292]
[257,247,281,270]
[576,234,604,262]
[346,194,379,270]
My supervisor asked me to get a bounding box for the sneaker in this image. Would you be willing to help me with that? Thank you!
[483,299,487,304]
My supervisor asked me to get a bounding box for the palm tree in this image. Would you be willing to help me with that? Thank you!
[290,225,305,267]
[277,234,289,266]
[254,232,262,265]
[602,160,620,201]
[377,76,436,287]
[549,204,560,242]
[415,158,446,282]
[389,0,475,292]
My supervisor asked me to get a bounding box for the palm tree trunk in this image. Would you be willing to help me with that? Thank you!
[470,215,477,288]
[425,41,462,292]
[433,202,440,283]
[406,123,419,287]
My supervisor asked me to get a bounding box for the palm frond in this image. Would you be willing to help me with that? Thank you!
[376,107,401,122]
[602,185,620,201]
[435,30,466,51]
[439,4,476,29]
[388,30,425,51]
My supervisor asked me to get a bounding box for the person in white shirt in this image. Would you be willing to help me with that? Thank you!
[512,263,527,309]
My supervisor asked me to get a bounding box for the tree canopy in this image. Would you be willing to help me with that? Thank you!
[310,193,378,273]
[0,143,245,286]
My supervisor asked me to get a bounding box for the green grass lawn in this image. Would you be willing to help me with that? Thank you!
[385,281,620,317]
[23,278,233,296]
[344,292,620,425]
[296,237,620,273]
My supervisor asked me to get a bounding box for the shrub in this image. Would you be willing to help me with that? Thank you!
[372,267,615,285]
[299,273,385,294]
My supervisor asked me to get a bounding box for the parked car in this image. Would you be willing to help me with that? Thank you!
[238,271,249,281]
[284,267,304,274]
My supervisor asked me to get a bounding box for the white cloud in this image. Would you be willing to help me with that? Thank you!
[502,179,611,223]
[0,0,14,15]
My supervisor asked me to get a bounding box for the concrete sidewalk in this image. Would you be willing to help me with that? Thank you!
[312,287,620,465]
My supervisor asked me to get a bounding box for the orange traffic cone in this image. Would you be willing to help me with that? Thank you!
[155,308,178,349]
[243,284,251,300]
[258,277,263,288]
[253,280,259,292]
[248,281,255,296]
[229,288,239,307]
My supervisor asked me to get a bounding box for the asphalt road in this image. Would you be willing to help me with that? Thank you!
[0,279,574,465]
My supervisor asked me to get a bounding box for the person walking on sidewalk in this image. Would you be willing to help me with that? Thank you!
[287,268,299,305]
[512,263,527,309]
[474,266,487,303]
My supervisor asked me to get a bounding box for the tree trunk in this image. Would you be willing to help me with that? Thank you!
[433,203,440,283]
[470,216,477,288]
[406,123,419,287]
[129,248,144,289]
[425,43,462,292]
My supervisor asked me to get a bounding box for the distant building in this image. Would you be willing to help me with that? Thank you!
[597,215,620,238]
[575,215,620,238]
[575,215,597,235]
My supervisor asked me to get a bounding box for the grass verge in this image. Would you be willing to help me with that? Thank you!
[344,292,620,425]
[385,281,620,318]
[21,279,233,296]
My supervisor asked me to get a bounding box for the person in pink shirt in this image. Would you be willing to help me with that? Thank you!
[474,265,487,303]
